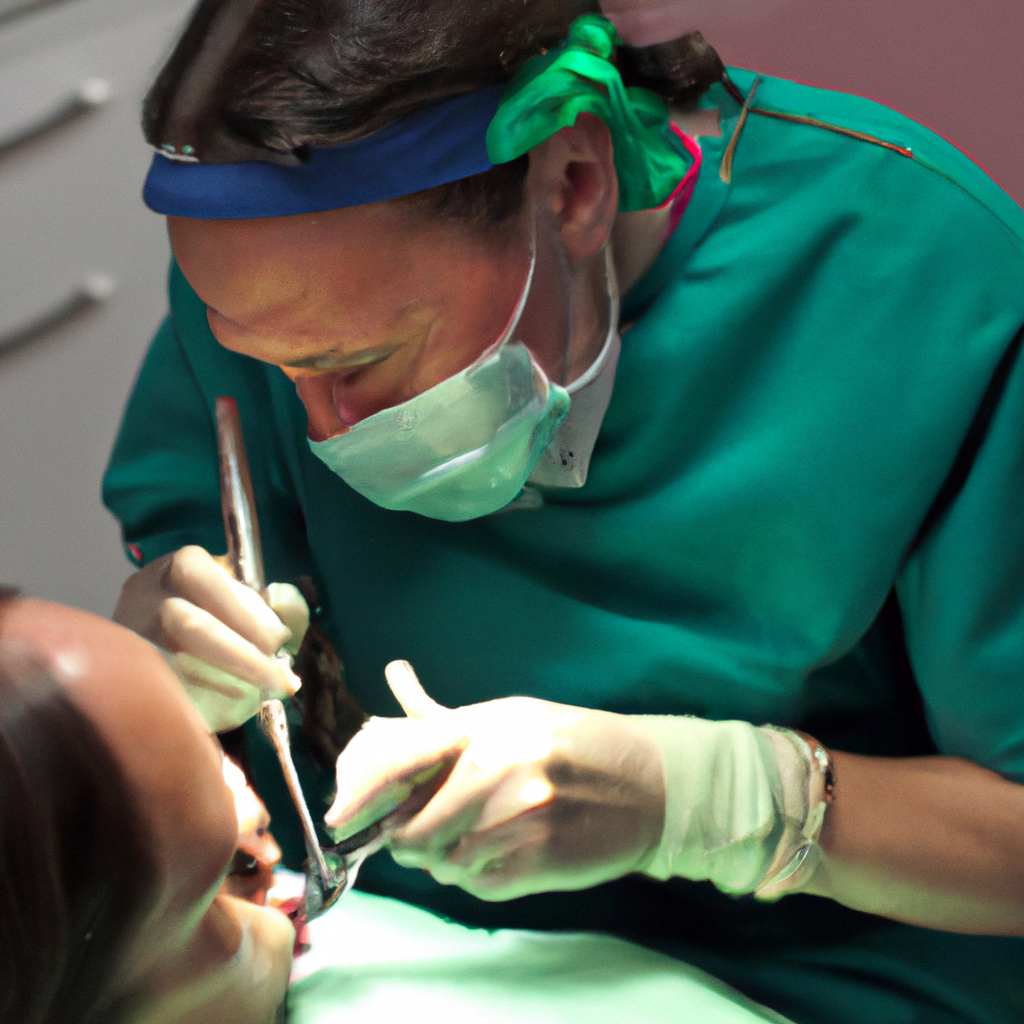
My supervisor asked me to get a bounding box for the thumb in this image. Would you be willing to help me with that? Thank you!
[385,660,447,718]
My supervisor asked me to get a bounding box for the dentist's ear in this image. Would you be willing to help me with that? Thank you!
[526,113,619,260]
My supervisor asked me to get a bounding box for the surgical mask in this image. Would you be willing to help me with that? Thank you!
[309,242,571,521]
[308,216,619,521]
[528,257,621,491]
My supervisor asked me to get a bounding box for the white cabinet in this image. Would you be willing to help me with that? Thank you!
[0,0,193,615]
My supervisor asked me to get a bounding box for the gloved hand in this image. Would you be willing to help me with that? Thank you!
[324,661,667,901]
[113,545,308,733]
[325,662,830,901]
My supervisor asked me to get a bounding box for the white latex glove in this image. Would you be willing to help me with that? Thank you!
[326,663,827,901]
[114,545,309,733]
[324,661,667,901]
[631,717,822,895]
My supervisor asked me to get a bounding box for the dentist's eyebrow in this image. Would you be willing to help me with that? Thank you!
[284,343,403,371]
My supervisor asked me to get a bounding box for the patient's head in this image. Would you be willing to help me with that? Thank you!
[0,589,294,1024]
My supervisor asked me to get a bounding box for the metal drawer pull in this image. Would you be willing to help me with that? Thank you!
[0,78,112,158]
[0,273,116,358]
[0,0,76,29]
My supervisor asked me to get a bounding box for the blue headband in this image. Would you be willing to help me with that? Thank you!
[143,85,504,219]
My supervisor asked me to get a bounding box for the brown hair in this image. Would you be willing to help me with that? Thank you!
[0,590,158,1024]
[143,0,729,224]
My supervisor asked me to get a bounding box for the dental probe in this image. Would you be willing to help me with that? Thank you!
[215,396,346,917]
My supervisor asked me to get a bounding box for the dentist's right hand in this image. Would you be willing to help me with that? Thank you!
[325,661,667,901]
[113,545,307,733]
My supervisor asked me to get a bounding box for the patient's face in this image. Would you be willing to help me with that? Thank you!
[0,599,294,1024]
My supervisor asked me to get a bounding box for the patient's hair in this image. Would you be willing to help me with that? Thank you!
[143,0,729,225]
[0,589,158,1024]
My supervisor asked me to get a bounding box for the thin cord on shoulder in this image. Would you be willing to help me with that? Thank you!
[720,75,760,183]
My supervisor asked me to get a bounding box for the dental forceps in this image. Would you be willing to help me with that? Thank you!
[215,396,349,919]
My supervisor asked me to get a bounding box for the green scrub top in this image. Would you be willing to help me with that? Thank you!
[105,69,1024,1024]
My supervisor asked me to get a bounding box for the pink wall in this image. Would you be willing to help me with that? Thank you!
[695,0,1024,204]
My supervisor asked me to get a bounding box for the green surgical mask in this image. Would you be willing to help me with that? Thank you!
[308,245,571,522]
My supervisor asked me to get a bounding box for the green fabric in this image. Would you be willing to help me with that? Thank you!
[487,14,693,211]
[288,889,793,1023]
[105,68,1024,1024]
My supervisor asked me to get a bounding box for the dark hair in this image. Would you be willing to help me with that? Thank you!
[143,0,729,225]
[0,591,158,1024]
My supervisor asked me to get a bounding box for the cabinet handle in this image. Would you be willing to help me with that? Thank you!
[0,78,112,158]
[0,273,116,358]
[0,0,75,28]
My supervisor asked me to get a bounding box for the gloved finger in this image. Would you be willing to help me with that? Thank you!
[113,554,177,639]
[451,811,634,902]
[172,653,263,733]
[389,758,551,858]
[327,756,456,842]
[264,583,309,654]
[165,546,292,656]
[160,597,301,699]
[386,778,486,869]
[324,715,466,838]
[384,659,448,718]
[413,815,552,899]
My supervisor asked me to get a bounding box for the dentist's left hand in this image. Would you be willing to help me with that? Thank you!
[324,661,666,901]
[113,545,308,733]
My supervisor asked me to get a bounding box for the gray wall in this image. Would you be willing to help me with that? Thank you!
[0,0,194,617]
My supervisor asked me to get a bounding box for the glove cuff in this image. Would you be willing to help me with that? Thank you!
[754,728,836,901]
[630,716,834,898]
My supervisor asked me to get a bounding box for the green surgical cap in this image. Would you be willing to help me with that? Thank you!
[487,14,694,212]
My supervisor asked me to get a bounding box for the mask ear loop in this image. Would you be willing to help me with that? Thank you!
[564,243,621,395]
[465,214,538,371]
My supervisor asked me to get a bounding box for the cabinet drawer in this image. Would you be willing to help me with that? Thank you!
[0,0,194,616]
[0,0,191,340]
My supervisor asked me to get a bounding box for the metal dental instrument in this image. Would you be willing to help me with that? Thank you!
[215,395,347,918]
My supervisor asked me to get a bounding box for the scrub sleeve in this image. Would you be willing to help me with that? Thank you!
[105,68,1024,1024]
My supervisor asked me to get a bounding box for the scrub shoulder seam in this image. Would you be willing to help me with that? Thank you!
[748,105,1024,249]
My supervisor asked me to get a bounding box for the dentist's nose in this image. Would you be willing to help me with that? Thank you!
[294,374,347,441]
[295,371,412,436]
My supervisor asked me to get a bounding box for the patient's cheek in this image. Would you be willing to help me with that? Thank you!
[222,755,283,905]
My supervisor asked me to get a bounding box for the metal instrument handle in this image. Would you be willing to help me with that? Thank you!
[215,396,344,910]
[215,396,266,592]
[258,699,341,892]
[0,77,112,158]
[0,272,115,358]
